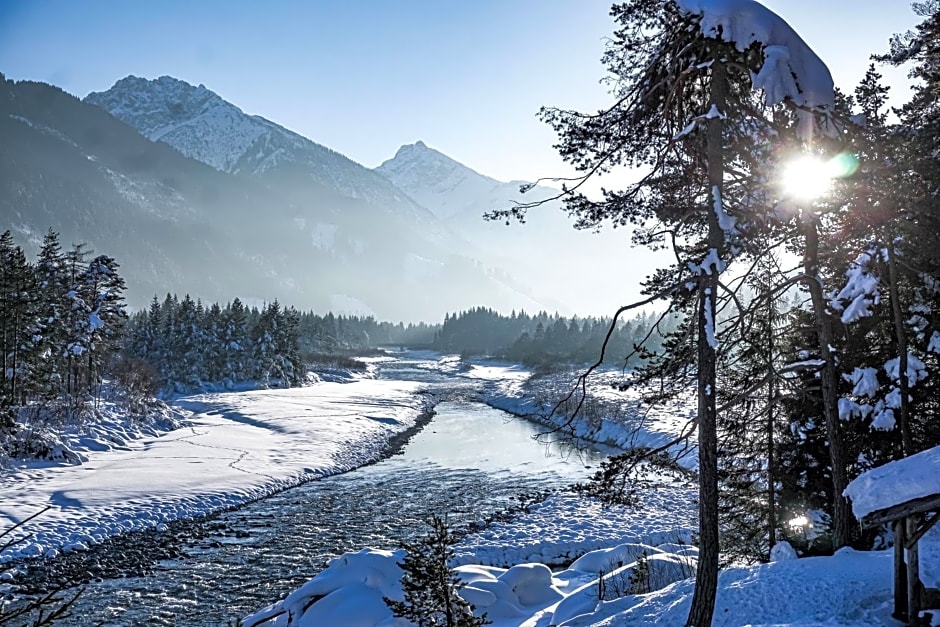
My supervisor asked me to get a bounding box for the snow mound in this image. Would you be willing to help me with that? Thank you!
[243,548,406,627]
[453,491,695,568]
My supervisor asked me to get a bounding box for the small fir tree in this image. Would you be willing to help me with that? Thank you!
[385,514,488,627]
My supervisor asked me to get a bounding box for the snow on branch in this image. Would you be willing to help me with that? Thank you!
[829,248,883,324]
[676,0,835,138]
[885,353,928,386]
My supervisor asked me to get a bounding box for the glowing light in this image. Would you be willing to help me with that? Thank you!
[788,515,809,529]
[780,153,859,201]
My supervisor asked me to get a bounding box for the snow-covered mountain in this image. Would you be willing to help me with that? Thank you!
[85,76,420,209]
[2,75,557,321]
[376,140,557,223]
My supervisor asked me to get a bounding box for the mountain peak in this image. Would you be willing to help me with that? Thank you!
[91,74,226,115]
[391,139,439,160]
[376,141,507,221]
[85,75,279,172]
[376,141,557,224]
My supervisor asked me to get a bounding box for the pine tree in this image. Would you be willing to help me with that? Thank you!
[0,231,41,411]
[203,302,226,381]
[81,255,127,400]
[251,301,280,384]
[34,229,69,400]
[385,515,488,627]
[223,297,249,381]
[175,295,204,386]
[61,243,92,400]
[485,2,836,622]
[716,260,789,563]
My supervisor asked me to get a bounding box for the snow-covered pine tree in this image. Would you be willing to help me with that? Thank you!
[223,297,250,382]
[279,306,304,386]
[139,295,165,371]
[203,302,226,382]
[81,255,127,401]
[385,514,488,627]
[876,1,940,444]
[247,302,281,384]
[174,295,204,387]
[33,229,69,401]
[60,242,92,402]
[0,231,42,412]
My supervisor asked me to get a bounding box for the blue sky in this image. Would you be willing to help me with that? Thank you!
[0,1,922,183]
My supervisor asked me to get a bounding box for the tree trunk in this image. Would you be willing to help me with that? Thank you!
[801,217,852,549]
[686,59,725,627]
[767,287,777,555]
[886,244,912,457]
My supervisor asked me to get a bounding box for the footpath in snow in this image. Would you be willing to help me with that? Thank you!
[0,377,427,562]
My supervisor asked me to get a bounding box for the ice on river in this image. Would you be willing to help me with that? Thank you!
[0,378,426,561]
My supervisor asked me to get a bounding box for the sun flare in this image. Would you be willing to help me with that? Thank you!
[780,153,859,201]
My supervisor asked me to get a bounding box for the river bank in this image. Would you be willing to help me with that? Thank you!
[1,376,430,564]
[1,352,694,577]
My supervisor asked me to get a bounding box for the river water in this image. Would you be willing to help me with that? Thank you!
[43,355,609,625]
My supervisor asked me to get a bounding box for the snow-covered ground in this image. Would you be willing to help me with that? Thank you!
[0,377,426,562]
[245,517,940,627]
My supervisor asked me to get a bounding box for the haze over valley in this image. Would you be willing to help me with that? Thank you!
[2,72,634,321]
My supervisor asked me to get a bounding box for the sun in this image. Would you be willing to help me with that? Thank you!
[780,156,836,201]
[780,153,859,201]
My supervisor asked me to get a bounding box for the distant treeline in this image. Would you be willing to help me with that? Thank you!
[295,313,437,353]
[126,300,667,390]
[125,297,441,390]
[431,306,682,367]
[125,295,307,391]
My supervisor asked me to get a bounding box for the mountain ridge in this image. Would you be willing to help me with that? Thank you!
[85,76,425,212]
